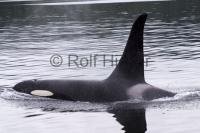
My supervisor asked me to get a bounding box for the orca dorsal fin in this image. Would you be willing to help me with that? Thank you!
[108,13,147,83]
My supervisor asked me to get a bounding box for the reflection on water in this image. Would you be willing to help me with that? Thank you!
[108,103,146,133]
[1,0,200,132]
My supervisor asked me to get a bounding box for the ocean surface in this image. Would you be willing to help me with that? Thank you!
[0,0,200,133]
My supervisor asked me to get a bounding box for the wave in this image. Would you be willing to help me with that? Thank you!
[0,88,109,112]
[1,88,200,112]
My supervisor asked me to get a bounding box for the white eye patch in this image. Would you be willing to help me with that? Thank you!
[31,90,54,97]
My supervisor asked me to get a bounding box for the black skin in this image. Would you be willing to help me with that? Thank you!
[13,13,176,102]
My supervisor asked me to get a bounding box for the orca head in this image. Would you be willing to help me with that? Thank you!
[13,80,54,97]
[13,80,37,94]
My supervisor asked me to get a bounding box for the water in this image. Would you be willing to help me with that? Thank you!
[0,0,200,132]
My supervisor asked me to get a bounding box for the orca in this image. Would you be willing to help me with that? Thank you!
[13,13,175,102]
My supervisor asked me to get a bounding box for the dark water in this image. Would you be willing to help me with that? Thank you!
[1,0,200,133]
